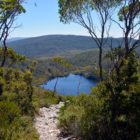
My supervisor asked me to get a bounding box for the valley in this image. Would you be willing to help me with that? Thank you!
[1,0,140,140]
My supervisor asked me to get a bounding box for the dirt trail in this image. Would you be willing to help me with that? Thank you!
[34,102,75,140]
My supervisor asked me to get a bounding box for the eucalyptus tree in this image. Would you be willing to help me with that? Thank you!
[58,1,140,139]
[100,1,140,138]
[58,0,120,80]
[108,0,140,75]
[116,0,140,54]
[0,0,25,67]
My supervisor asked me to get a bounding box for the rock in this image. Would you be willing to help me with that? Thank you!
[34,102,75,140]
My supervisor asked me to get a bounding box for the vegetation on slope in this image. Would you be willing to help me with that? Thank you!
[0,49,63,140]
[59,51,140,140]
[8,35,130,58]
[0,0,140,140]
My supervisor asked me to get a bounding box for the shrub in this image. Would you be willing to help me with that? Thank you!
[1,116,39,140]
[32,87,62,110]
[0,101,20,140]
[58,94,103,139]
[0,101,20,126]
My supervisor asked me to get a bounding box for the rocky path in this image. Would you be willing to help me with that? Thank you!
[34,102,74,140]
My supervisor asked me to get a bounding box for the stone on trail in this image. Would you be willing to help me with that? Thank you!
[35,102,76,140]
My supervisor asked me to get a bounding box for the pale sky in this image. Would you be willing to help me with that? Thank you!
[9,0,122,38]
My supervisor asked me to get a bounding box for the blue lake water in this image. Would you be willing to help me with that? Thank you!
[41,74,97,96]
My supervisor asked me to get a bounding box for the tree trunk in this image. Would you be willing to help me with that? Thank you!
[54,77,58,93]
[1,46,7,67]
[1,29,8,67]
[99,46,103,80]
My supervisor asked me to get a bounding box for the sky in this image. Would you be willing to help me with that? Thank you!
[9,0,122,38]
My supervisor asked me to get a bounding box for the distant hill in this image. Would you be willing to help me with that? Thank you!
[7,35,138,58]
[7,37,26,42]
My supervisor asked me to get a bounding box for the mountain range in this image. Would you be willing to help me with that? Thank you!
[7,35,138,58]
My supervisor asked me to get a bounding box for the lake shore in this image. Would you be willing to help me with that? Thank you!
[40,74,97,96]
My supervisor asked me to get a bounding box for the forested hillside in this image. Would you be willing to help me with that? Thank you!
[8,35,128,58]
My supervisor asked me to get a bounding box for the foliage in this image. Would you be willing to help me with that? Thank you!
[58,1,140,138]
[0,50,40,139]
[92,52,140,140]
[0,0,139,140]
[0,47,68,139]
[32,87,63,110]
[0,101,38,140]
[0,0,25,15]
[0,0,26,67]
[59,51,140,140]
[59,0,120,23]
[0,68,34,115]
[51,56,72,68]
[0,101,20,127]
[58,94,103,139]
[0,48,25,66]
[118,0,140,21]
[58,0,123,80]
[0,115,39,140]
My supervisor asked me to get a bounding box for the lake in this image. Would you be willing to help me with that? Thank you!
[41,74,98,96]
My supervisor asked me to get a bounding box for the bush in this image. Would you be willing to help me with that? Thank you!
[58,94,103,139]
[1,116,39,140]
[32,87,63,110]
[0,101,20,126]
[0,51,40,139]
[0,101,39,140]
[0,101,20,140]
[90,52,140,140]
